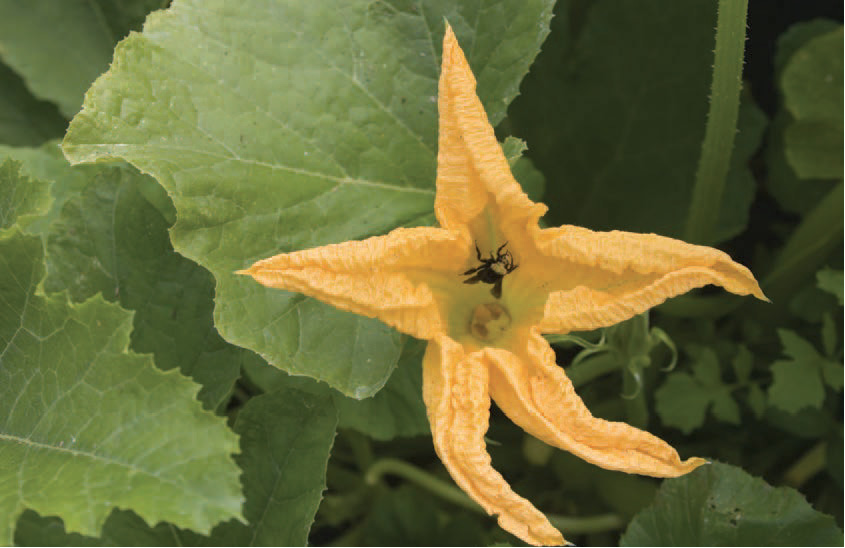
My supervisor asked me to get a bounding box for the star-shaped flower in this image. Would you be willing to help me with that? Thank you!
[239,24,766,546]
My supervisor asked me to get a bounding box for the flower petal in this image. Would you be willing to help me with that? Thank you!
[422,335,565,546]
[238,227,466,340]
[489,328,707,477]
[534,225,767,333]
[435,25,546,237]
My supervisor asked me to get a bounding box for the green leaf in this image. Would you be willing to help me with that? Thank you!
[768,330,827,413]
[509,0,765,244]
[502,136,528,166]
[746,384,766,419]
[244,338,429,441]
[764,111,838,216]
[15,509,190,546]
[821,313,837,357]
[691,347,722,386]
[731,345,753,383]
[773,19,842,75]
[780,27,843,179]
[781,27,843,121]
[15,389,337,546]
[0,62,66,147]
[768,364,822,413]
[709,392,740,425]
[0,158,51,232]
[0,143,95,234]
[820,360,843,392]
[502,136,546,202]
[43,160,241,410]
[63,0,554,398]
[620,462,843,546]
[0,231,242,544]
[765,20,841,216]
[654,373,710,434]
[769,329,842,404]
[332,338,429,440]
[817,268,843,305]
[655,347,741,433]
[783,120,843,179]
[0,0,165,117]
[778,329,822,360]
[228,388,338,545]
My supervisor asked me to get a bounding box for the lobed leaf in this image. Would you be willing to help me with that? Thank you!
[63,0,555,397]
[42,160,243,410]
[780,27,843,179]
[0,232,242,543]
[0,158,51,232]
[655,347,741,433]
[768,329,841,413]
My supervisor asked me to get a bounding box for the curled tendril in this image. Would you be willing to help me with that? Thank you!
[545,330,607,350]
[620,366,643,400]
[649,327,679,372]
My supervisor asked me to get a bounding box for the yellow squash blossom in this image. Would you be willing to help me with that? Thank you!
[240,24,765,546]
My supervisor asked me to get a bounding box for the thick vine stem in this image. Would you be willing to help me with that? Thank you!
[684,0,750,244]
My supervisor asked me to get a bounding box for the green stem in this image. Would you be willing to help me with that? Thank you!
[684,0,749,244]
[565,352,620,388]
[762,182,844,303]
[365,458,479,512]
[782,442,827,488]
[365,458,624,535]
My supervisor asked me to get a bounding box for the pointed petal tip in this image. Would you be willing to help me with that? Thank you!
[681,456,710,474]
[235,264,263,277]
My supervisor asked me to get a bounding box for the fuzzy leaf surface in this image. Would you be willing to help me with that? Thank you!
[42,160,242,410]
[0,232,242,543]
[0,158,51,232]
[63,0,554,397]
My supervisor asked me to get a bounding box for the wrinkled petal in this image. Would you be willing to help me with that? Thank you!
[534,225,767,334]
[489,328,708,477]
[435,25,546,240]
[422,335,565,546]
[239,227,467,340]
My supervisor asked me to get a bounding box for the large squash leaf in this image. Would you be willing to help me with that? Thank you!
[0,232,242,543]
[63,0,555,397]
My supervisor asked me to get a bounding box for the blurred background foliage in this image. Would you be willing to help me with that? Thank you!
[0,0,842,545]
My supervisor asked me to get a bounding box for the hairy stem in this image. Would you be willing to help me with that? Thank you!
[684,0,749,244]
[365,458,625,534]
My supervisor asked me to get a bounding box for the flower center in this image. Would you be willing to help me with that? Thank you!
[469,302,512,342]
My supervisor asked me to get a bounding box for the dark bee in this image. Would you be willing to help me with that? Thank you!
[462,242,519,299]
